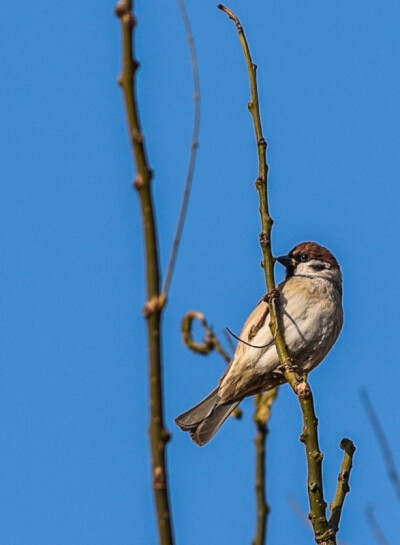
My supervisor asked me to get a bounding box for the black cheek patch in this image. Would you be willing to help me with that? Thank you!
[310,263,326,271]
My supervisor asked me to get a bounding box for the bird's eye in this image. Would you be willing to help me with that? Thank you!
[300,253,309,261]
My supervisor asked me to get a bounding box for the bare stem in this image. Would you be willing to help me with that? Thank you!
[115,2,174,544]
[163,0,201,297]
[252,389,278,545]
[218,5,355,544]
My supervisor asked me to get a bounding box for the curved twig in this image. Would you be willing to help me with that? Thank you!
[182,310,242,418]
[162,0,201,297]
[182,311,230,361]
[115,3,174,545]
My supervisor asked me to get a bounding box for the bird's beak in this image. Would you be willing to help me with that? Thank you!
[276,255,295,268]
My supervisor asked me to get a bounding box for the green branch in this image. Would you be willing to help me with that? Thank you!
[115,2,174,545]
[329,439,356,533]
[218,5,355,544]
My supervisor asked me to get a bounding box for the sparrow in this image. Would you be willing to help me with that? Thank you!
[175,241,343,445]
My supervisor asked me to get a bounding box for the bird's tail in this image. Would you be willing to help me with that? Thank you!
[175,387,240,446]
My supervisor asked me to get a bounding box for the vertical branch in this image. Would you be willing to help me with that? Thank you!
[217,6,355,544]
[115,3,174,545]
[253,389,278,545]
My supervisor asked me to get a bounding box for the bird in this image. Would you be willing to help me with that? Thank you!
[175,241,343,446]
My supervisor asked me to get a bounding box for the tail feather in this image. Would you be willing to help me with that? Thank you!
[175,388,240,446]
[190,400,240,445]
[175,387,220,430]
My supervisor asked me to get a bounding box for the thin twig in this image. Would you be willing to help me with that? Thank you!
[162,0,201,297]
[365,505,391,545]
[252,389,278,545]
[218,6,355,544]
[115,2,174,545]
[361,389,400,502]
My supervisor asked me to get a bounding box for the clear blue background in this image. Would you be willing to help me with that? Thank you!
[2,1,400,544]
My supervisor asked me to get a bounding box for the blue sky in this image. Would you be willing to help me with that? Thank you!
[2,1,400,544]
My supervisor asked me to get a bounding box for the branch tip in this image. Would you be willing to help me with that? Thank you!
[217,4,242,30]
[339,438,356,455]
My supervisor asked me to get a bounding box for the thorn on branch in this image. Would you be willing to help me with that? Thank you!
[153,466,166,490]
[258,137,267,148]
[114,1,127,17]
[255,177,264,192]
[259,232,269,247]
[296,380,311,397]
[134,173,146,190]
[133,130,144,145]
[313,451,324,463]
[122,12,136,28]
[143,294,166,317]
[162,429,172,443]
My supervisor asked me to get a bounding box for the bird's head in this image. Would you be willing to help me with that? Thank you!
[277,241,342,289]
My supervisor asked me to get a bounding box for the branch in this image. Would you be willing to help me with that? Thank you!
[253,388,279,545]
[163,0,201,297]
[115,3,174,545]
[287,495,351,545]
[329,439,356,533]
[218,6,355,544]
[361,389,400,502]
